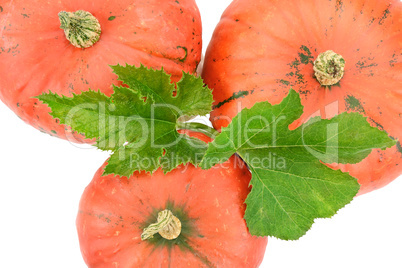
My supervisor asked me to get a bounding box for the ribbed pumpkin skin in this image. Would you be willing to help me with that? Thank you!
[76,132,268,268]
[202,0,402,195]
[0,0,202,142]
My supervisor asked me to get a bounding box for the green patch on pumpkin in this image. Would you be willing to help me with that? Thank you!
[213,90,250,109]
[345,95,365,114]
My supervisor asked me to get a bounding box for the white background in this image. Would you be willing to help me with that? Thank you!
[1,0,401,267]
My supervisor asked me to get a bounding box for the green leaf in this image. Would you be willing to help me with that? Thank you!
[201,89,396,240]
[37,90,111,141]
[37,65,213,176]
[111,65,213,117]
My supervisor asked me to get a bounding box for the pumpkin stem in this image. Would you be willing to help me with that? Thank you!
[141,209,182,241]
[313,50,345,86]
[58,10,101,49]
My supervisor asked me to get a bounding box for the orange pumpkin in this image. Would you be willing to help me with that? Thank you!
[76,131,268,267]
[202,0,402,195]
[0,0,201,142]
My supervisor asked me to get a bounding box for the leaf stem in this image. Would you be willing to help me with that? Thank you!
[177,122,220,139]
